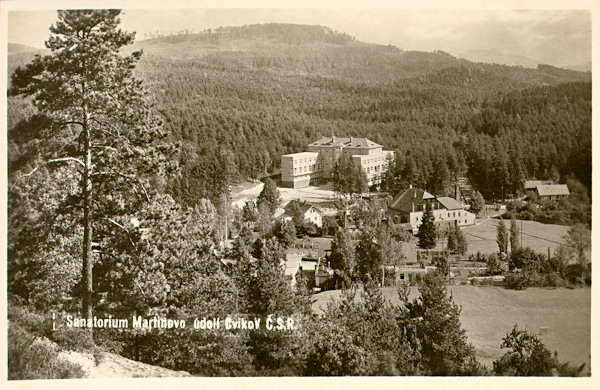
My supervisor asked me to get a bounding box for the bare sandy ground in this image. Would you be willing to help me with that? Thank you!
[232,182,338,214]
[58,350,191,378]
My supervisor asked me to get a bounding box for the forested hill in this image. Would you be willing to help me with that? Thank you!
[8,23,592,206]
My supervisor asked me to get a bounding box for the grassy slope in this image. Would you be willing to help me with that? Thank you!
[313,286,591,370]
[462,219,571,256]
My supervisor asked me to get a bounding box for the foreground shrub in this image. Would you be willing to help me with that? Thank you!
[8,321,85,380]
[493,325,586,376]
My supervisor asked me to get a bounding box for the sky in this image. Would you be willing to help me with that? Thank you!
[5,5,593,68]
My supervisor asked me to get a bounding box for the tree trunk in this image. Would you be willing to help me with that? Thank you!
[82,123,93,320]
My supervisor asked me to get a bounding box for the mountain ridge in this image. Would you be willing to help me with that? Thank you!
[458,48,541,69]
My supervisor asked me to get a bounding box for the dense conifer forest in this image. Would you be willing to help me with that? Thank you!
[6,21,591,378]
[9,23,591,205]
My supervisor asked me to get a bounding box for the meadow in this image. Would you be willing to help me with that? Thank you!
[462,218,571,256]
[313,286,591,370]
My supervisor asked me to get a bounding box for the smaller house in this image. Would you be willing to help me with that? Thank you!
[524,180,554,191]
[535,184,570,200]
[297,256,332,290]
[283,200,323,227]
[396,265,437,285]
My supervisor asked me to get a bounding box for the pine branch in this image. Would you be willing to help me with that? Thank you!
[16,157,85,184]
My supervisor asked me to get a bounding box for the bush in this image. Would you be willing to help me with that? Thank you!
[8,321,85,380]
[51,327,96,352]
[382,267,396,287]
[493,325,585,376]
[503,272,528,290]
[119,327,255,376]
[321,215,339,236]
[486,253,505,276]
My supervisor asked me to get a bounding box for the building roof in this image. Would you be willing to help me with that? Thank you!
[437,196,464,210]
[536,184,570,197]
[284,200,322,216]
[352,150,394,160]
[281,151,319,158]
[524,180,554,190]
[308,136,382,149]
[300,257,318,272]
[389,188,435,213]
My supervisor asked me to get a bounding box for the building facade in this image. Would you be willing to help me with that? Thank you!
[281,136,393,188]
[534,184,570,200]
[388,187,476,234]
[282,200,324,227]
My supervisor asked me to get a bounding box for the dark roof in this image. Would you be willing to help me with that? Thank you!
[524,180,554,190]
[308,136,381,149]
[284,200,322,216]
[437,196,464,210]
[389,188,435,213]
[536,184,570,196]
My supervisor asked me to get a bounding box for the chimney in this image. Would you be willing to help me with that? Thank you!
[455,183,460,201]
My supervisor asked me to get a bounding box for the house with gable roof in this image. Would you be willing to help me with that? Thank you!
[388,186,475,234]
[282,200,323,227]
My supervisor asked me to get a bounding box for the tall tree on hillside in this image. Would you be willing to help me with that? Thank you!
[447,224,467,256]
[381,152,402,193]
[171,146,237,208]
[430,156,450,195]
[417,203,437,250]
[468,190,485,215]
[333,156,367,195]
[492,139,510,200]
[10,10,176,319]
[355,230,382,284]
[257,178,281,216]
[354,165,369,194]
[563,224,591,282]
[332,156,352,195]
[496,219,509,254]
[403,272,477,375]
[329,227,356,284]
[509,218,520,252]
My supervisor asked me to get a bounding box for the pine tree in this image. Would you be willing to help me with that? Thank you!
[332,156,357,195]
[330,227,356,282]
[447,224,467,255]
[355,230,382,284]
[496,219,509,254]
[493,325,585,376]
[273,220,296,248]
[354,165,369,194]
[510,218,520,252]
[469,190,485,215]
[404,272,477,375]
[10,10,176,319]
[417,203,437,249]
[257,178,281,216]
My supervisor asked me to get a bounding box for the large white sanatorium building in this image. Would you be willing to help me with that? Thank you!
[281,136,393,188]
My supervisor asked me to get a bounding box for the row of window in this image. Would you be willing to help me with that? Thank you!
[291,164,321,174]
[365,165,382,174]
[414,210,464,222]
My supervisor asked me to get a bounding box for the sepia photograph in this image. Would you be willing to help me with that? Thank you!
[2,0,596,388]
